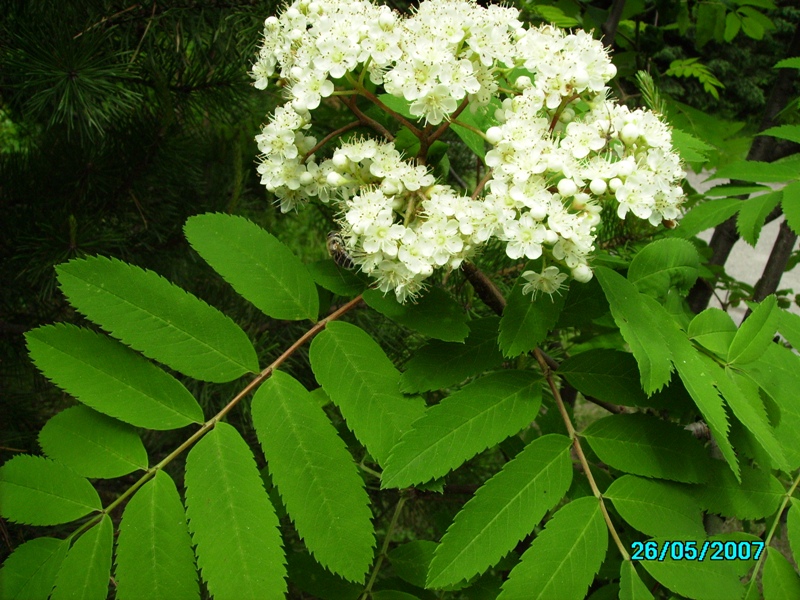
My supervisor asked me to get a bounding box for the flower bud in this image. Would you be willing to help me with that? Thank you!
[609,177,623,192]
[557,178,578,197]
[326,172,346,186]
[332,153,349,169]
[589,178,607,195]
[620,123,639,145]
[486,126,504,145]
[572,264,593,282]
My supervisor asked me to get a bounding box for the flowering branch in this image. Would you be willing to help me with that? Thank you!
[303,120,361,162]
[343,97,395,142]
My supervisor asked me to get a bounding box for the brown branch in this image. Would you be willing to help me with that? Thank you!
[471,169,493,200]
[358,87,422,137]
[304,120,361,162]
[344,97,395,142]
[744,219,797,319]
[429,97,470,145]
[601,0,626,48]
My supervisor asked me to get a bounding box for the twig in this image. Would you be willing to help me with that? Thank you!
[360,495,407,599]
[358,87,422,137]
[429,97,470,145]
[471,169,493,200]
[304,120,361,162]
[344,97,395,142]
[533,348,630,561]
[66,295,365,541]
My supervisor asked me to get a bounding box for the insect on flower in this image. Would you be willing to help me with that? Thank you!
[326,231,356,270]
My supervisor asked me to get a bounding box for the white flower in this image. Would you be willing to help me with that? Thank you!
[521,266,568,300]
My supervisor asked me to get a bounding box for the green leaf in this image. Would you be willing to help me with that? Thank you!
[51,515,113,600]
[695,1,726,47]
[776,57,800,69]
[399,317,504,393]
[0,538,69,600]
[116,471,199,600]
[715,366,788,471]
[184,213,319,321]
[688,309,736,356]
[671,198,741,239]
[428,434,573,588]
[26,325,203,430]
[713,160,799,183]
[388,541,439,590]
[642,541,744,600]
[558,350,648,407]
[620,562,654,600]
[285,550,362,600]
[594,267,673,394]
[744,344,800,469]
[692,462,783,520]
[38,406,147,478]
[724,12,741,42]
[252,371,375,583]
[781,181,800,236]
[452,108,487,159]
[0,455,101,525]
[728,295,779,365]
[498,497,607,600]
[645,294,739,479]
[670,128,714,163]
[532,5,580,27]
[184,423,286,599]
[705,184,771,197]
[789,499,800,567]
[309,321,426,466]
[499,271,567,358]
[382,371,542,488]
[628,238,700,299]
[736,191,782,246]
[582,414,711,483]
[604,475,705,538]
[377,94,417,120]
[306,260,366,297]
[763,548,800,600]
[56,256,258,382]
[759,125,800,145]
[363,287,469,342]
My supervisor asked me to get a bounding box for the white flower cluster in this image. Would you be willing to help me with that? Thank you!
[251,0,686,302]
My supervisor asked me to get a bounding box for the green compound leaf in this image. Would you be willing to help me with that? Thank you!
[306,260,366,297]
[26,325,204,430]
[427,434,573,588]
[642,541,744,600]
[116,471,199,600]
[309,321,426,466]
[558,350,648,407]
[252,371,375,583]
[692,461,783,520]
[736,191,782,246]
[781,181,800,236]
[0,455,101,525]
[627,238,700,299]
[604,475,706,539]
[0,538,69,600]
[620,561,654,600]
[779,308,800,350]
[56,256,258,383]
[669,198,741,239]
[728,294,779,365]
[185,423,286,599]
[581,414,712,483]
[399,317,504,393]
[594,267,673,395]
[39,406,148,479]
[688,308,737,356]
[498,497,607,600]
[499,271,567,358]
[363,287,469,342]
[763,548,800,600]
[382,371,542,489]
[184,213,319,321]
[51,515,113,600]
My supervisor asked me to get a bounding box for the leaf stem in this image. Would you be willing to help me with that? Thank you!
[746,470,800,596]
[450,119,489,141]
[533,348,630,561]
[361,494,408,599]
[69,295,365,540]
